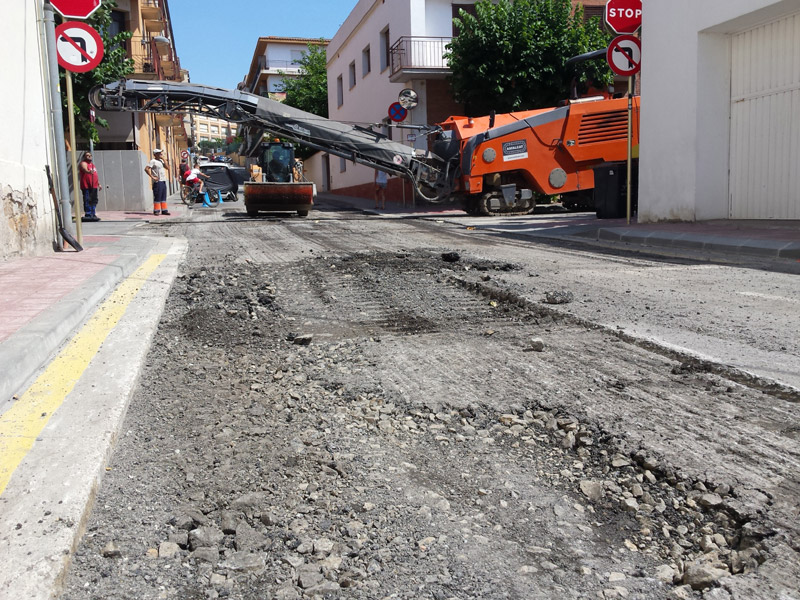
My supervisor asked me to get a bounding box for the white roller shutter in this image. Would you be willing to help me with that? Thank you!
[729,13,800,219]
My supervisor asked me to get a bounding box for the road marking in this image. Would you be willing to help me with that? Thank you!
[737,291,797,304]
[0,254,166,495]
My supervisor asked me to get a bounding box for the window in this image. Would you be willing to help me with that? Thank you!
[290,49,304,65]
[211,125,219,134]
[583,6,604,22]
[198,124,208,133]
[380,26,391,71]
[349,61,356,89]
[336,75,343,107]
[109,10,126,38]
[107,10,127,51]
[339,157,347,173]
[452,4,478,36]
[362,45,371,77]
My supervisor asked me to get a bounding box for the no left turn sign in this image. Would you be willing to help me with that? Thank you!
[55,21,104,73]
[606,35,641,77]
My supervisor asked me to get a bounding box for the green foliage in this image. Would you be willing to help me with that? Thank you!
[198,138,223,153]
[445,0,612,115]
[58,1,134,143]
[277,42,329,118]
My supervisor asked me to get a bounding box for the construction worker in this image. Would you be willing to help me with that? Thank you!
[144,149,170,216]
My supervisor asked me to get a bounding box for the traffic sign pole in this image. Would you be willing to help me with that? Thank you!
[43,2,75,248]
[626,73,633,225]
[65,70,82,244]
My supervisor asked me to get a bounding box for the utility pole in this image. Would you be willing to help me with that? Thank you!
[43,0,75,244]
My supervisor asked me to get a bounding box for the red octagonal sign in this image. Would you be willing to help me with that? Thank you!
[51,0,103,20]
[605,0,642,35]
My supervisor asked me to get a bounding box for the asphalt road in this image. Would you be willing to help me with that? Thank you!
[50,205,799,599]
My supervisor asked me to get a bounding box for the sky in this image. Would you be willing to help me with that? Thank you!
[168,0,357,90]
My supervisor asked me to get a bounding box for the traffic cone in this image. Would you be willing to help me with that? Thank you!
[217,189,224,204]
[202,192,212,207]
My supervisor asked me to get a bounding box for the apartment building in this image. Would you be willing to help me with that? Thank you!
[91,0,189,210]
[243,37,329,101]
[194,116,238,147]
[312,0,611,201]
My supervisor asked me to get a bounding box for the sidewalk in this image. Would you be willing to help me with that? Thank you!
[0,196,190,408]
[318,192,800,262]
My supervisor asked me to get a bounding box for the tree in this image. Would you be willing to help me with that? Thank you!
[277,42,328,118]
[198,138,223,154]
[58,1,134,143]
[445,0,612,116]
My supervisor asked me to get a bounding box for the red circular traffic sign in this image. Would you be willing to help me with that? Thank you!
[55,22,104,73]
[604,0,642,35]
[50,0,103,20]
[606,35,641,77]
[388,102,408,123]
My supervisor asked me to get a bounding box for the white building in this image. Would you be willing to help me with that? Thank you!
[639,0,800,222]
[318,0,474,198]
[1,2,57,258]
[244,37,328,100]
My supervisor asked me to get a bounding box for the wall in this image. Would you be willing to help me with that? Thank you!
[327,0,414,192]
[0,2,56,259]
[68,151,151,212]
[639,0,798,222]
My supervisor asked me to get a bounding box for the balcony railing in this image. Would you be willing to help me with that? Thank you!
[390,36,451,77]
[261,60,302,72]
[130,36,181,81]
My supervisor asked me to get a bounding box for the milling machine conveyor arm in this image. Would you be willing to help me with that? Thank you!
[90,79,450,201]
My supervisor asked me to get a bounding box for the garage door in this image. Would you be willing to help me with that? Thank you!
[729,12,800,219]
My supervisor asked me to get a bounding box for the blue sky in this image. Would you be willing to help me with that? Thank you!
[168,0,356,89]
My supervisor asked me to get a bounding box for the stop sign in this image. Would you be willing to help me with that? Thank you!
[604,0,642,35]
[50,0,103,20]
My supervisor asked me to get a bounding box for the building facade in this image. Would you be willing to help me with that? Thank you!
[317,0,476,199]
[193,115,238,148]
[639,0,799,222]
[91,0,188,211]
[1,2,57,259]
[243,37,329,101]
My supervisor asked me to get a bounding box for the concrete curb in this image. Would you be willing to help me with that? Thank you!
[574,227,800,261]
[0,236,161,407]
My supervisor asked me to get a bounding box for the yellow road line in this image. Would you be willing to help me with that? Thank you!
[0,254,166,496]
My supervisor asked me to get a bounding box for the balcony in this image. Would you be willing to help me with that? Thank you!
[260,60,302,75]
[389,37,452,83]
[142,0,166,34]
[140,0,162,21]
[131,36,181,81]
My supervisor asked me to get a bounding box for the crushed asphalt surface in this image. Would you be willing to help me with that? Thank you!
[59,212,800,600]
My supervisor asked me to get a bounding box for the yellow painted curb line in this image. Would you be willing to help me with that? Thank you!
[0,254,167,496]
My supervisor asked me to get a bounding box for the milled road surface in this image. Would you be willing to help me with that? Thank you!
[60,208,799,600]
